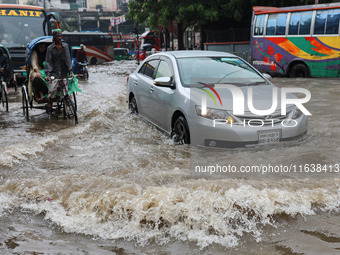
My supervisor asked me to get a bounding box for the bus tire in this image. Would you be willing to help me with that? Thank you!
[290,64,309,78]
[90,57,97,65]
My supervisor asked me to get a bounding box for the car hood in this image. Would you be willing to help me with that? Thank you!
[188,84,295,113]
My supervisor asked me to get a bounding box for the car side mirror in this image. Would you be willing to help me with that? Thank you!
[154,76,173,87]
[263,73,272,80]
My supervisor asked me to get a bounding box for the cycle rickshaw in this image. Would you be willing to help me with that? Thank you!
[71,46,89,80]
[0,44,12,112]
[22,36,80,125]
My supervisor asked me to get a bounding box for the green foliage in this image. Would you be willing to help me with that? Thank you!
[127,0,335,29]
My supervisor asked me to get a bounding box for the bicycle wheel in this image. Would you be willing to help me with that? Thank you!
[63,96,78,125]
[21,85,29,119]
[13,80,18,92]
[56,96,63,116]
[84,69,89,80]
[1,82,8,112]
[72,92,77,112]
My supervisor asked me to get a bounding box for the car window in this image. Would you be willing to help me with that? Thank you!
[138,59,159,78]
[155,60,172,79]
[177,57,267,87]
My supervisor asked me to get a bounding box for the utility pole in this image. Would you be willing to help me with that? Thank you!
[134,21,139,65]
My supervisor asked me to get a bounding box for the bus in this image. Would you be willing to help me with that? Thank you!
[0,4,57,80]
[251,3,340,78]
[133,31,160,60]
[62,32,115,65]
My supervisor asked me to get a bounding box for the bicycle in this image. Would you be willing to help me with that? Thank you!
[78,62,89,80]
[22,76,78,125]
[51,77,78,125]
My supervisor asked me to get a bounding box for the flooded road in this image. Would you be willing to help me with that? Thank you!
[0,61,339,254]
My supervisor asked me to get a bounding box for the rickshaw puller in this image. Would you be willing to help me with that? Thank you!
[45,29,73,113]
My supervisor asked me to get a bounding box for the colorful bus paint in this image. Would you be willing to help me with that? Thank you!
[253,36,340,78]
[251,3,340,78]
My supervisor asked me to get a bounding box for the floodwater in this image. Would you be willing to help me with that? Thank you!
[0,61,339,255]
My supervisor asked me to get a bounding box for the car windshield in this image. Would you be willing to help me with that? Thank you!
[177,57,268,87]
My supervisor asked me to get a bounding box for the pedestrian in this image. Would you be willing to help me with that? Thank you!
[77,44,87,63]
[45,29,73,113]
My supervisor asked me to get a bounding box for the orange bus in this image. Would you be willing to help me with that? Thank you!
[0,4,57,79]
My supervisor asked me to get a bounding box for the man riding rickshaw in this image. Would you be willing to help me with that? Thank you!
[71,44,89,80]
[22,30,81,124]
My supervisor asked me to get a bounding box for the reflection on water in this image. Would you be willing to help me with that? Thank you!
[0,62,339,254]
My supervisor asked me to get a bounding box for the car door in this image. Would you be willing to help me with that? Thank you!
[148,57,175,132]
[134,58,160,119]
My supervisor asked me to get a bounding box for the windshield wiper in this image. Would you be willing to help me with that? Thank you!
[215,69,243,84]
[246,81,268,86]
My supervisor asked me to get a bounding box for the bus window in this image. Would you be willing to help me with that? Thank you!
[266,14,277,35]
[314,10,327,34]
[254,15,265,36]
[276,13,287,35]
[299,11,312,35]
[289,12,300,35]
[289,11,312,35]
[326,9,340,34]
[266,13,287,36]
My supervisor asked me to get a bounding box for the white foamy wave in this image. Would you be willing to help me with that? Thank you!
[11,178,340,249]
[0,137,58,167]
[0,193,15,215]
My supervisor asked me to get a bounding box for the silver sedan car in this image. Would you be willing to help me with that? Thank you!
[127,51,308,148]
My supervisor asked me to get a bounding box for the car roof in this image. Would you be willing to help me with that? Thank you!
[152,50,238,59]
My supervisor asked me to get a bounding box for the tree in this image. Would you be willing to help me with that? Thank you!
[127,0,233,49]
[127,0,335,49]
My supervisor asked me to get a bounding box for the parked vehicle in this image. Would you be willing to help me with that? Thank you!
[251,3,340,78]
[127,50,308,148]
[114,48,129,61]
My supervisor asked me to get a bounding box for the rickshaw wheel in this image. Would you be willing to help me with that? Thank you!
[63,96,78,125]
[84,70,89,80]
[21,85,29,120]
[72,92,77,111]
[13,80,18,92]
[1,82,8,112]
[56,96,63,116]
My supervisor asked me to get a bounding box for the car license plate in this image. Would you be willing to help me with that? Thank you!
[258,130,281,145]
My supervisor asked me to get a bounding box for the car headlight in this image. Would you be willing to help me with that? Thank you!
[291,107,303,119]
[195,106,236,124]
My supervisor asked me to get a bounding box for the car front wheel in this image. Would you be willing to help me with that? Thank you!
[128,96,138,114]
[172,116,190,144]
